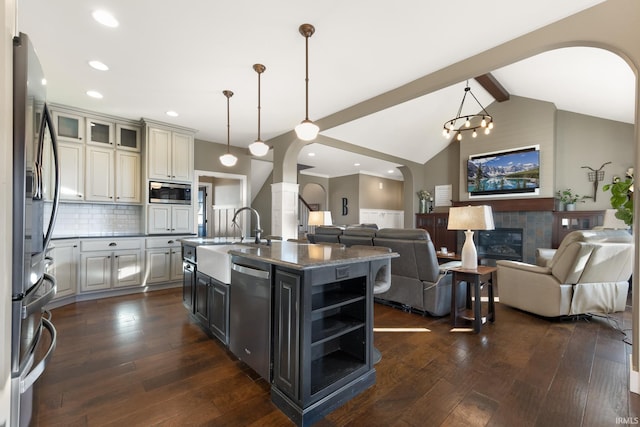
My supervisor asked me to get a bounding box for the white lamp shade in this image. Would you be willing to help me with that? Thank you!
[248,140,269,156]
[601,209,630,229]
[447,205,495,231]
[308,210,332,226]
[295,120,319,141]
[219,153,238,167]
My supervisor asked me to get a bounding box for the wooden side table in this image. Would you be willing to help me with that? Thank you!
[450,266,497,333]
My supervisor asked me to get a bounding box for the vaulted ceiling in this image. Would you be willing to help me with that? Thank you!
[18,0,634,179]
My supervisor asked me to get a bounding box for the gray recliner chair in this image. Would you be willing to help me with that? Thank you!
[372,228,463,316]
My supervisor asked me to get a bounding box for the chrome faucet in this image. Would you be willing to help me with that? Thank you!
[232,207,263,244]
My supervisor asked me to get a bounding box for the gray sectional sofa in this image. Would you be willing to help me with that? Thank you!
[308,226,463,316]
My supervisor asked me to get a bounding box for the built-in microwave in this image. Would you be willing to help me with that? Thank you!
[149,181,192,204]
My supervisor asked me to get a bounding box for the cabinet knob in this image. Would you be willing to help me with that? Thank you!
[168,240,174,244]
[166,228,171,231]
[77,194,82,198]
[109,242,117,247]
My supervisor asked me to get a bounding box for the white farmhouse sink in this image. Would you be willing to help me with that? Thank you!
[197,244,247,284]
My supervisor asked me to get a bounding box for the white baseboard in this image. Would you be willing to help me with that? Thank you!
[630,354,640,395]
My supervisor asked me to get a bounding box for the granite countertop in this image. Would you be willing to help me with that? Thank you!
[53,233,197,240]
[226,241,397,270]
[180,237,239,246]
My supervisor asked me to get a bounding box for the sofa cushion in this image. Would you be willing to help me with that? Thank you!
[375,228,429,240]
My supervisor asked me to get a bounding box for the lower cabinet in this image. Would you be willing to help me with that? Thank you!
[272,262,373,421]
[51,239,79,300]
[182,261,195,313]
[79,238,143,292]
[209,280,229,345]
[145,237,185,284]
[80,250,142,292]
[193,270,229,345]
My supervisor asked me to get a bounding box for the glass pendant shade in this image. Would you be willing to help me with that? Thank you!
[295,120,320,141]
[219,152,237,167]
[249,140,269,156]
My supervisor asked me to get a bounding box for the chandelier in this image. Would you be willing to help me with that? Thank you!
[443,81,494,141]
[248,63,270,156]
[294,23,319,141]
[219,90,238,167]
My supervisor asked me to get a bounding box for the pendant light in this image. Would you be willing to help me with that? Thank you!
[248,64,270,156]
[219,90,238,167]
[294,23,319,141]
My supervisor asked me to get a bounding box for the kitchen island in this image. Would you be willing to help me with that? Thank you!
[182,240,395,427]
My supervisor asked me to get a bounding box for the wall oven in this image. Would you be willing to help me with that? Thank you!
[149,181,192,204]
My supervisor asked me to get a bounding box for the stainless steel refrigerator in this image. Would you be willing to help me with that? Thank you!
[11,32,60,427]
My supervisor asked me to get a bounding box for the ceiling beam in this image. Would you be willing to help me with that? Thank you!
[474,73,510,102]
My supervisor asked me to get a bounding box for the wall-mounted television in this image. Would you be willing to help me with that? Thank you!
[467,146,540,196]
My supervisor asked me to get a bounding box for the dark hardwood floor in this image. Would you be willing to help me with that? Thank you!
[36,287,640,426]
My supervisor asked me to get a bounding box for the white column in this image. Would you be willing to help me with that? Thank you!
[271,182,299,241]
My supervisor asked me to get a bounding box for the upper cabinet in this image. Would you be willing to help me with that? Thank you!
[50,104,142,204]
[116,124,141,152]
[53,110,85,144]
[145,123,194,183]
[86,117,115,146]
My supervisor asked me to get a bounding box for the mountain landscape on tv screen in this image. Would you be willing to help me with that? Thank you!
[467,150,539,194]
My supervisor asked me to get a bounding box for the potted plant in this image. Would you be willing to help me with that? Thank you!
[603,167,634,226]
[556,189,587,211]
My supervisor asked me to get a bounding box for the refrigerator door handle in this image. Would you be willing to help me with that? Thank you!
[21,273,56,319]
[19,317,57,394]
[41,103,60,250]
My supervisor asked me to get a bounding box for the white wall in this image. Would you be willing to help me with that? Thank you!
[1,0,16,423]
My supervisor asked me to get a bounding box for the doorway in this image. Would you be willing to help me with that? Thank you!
[197,183,213,237]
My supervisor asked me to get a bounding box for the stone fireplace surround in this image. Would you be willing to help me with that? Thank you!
[452,198,554,264]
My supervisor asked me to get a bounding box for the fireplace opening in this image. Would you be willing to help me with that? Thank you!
[476,228,523,265]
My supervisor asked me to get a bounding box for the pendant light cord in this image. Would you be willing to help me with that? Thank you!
[304,34,310,121]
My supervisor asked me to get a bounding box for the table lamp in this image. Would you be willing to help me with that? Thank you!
[600,209,630,230]
[447,205,495,269]
[308,211,333,234]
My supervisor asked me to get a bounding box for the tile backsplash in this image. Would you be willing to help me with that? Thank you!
[46,203,143,236]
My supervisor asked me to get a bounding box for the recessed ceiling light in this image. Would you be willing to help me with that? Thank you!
[89,60,109,71]
[308,152,316,157]
[86,90,103,99]
[387,170,394,174]
[41,78,47,86]
[354,163,360,166]
[166,111,179,117]
[92,10,119,28]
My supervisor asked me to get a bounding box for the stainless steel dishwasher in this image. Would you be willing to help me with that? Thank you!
[230,257,272,381]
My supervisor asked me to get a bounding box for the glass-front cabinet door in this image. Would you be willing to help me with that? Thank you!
[53,110,85,143]
[86,118,115,146]
[116,124,141,152]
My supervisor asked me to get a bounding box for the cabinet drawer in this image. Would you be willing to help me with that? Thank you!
[146,236,186,249]
[81,238,142,252]
[310,262,369,286]
[182,244,196,261]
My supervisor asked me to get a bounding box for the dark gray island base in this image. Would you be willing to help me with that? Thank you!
[182,240,395,427]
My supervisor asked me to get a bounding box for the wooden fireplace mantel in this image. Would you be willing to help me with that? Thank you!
[451,197,555,212]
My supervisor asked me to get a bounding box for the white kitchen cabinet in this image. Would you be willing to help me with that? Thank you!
[85,143,140,203]
[116,123,141,152]
[144,237,186,284]
[86,117,115,147]
[50,239,79,300]
[147,205,193,234]
[116,151,141,203]
[85,146,114,202]
[58,141,84,201]
[53,110,85,143]
[79,238,143,292]
[147,126,194,182]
